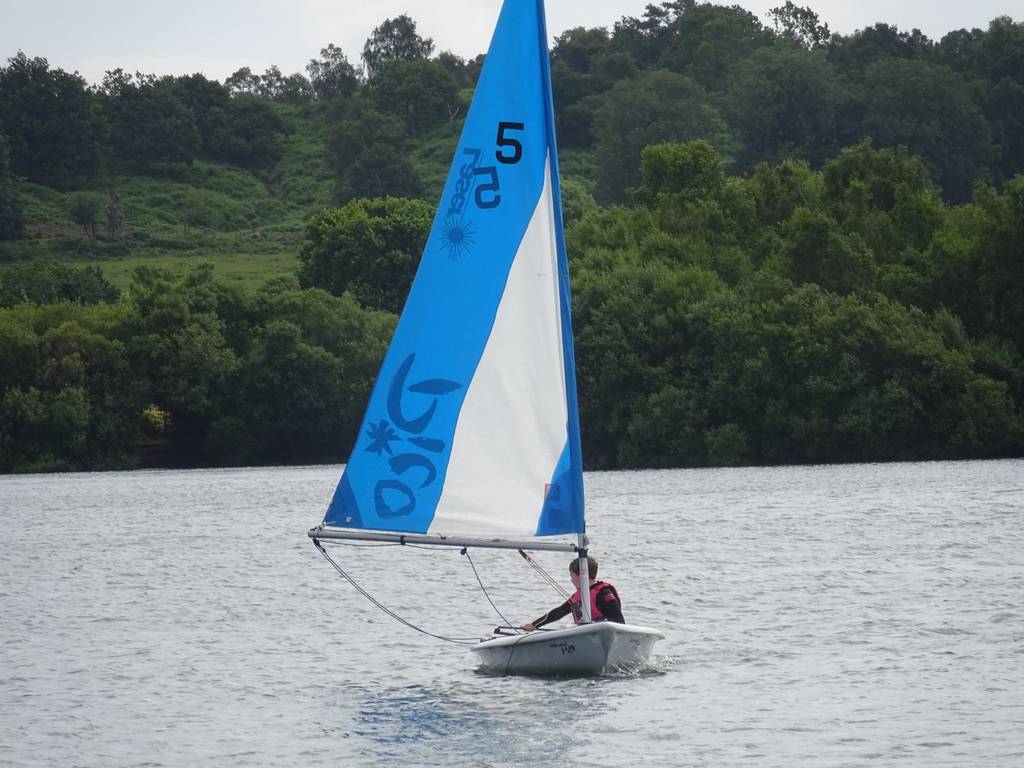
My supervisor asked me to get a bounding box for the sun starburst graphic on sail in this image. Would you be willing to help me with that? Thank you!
[365,419,401,456]
[440,217,476,260]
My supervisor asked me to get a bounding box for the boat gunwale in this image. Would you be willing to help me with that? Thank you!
[471,621,665,652]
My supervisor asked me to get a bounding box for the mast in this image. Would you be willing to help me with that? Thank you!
[536,0,585,534]
[576,535,592,624]
[539,0,590,623]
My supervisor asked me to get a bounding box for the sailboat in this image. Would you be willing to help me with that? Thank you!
[308,0,664,676]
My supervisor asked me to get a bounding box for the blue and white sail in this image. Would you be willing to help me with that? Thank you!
[323,0,584,538]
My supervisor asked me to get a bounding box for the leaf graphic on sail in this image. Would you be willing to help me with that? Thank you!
[408,379,463,395]
[409,437,446,453]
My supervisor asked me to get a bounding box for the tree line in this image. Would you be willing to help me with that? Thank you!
[0,3,1022,471]
[3,139,1020,472]
[0,14,466,201]
[551,1,1022,204]
[298,141,1024,469]
[2,4,1021,219]
[0,265,394,471]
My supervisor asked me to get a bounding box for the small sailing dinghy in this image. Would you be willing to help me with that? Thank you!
[308,0,664,676]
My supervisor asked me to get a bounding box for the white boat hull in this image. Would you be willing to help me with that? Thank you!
[472,622,665,676]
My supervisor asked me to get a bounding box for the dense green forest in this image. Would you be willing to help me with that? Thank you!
[1,2,1022,472]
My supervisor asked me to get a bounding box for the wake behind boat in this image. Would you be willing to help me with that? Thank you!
[307,0,664,676]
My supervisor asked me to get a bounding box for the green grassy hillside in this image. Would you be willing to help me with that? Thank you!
[2,103,338,290]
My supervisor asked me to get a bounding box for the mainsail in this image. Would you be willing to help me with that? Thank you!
[322,0,584,540]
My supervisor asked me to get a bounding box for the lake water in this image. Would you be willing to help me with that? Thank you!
[1,460,1022,767]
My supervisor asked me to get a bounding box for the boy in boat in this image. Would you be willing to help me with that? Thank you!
[520,556,624,631]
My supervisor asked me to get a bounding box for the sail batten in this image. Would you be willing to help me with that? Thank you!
[324,0,584,539]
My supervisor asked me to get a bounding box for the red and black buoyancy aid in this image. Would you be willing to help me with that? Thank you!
[569,581,619,624]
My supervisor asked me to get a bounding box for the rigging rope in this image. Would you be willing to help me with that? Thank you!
[312,538,479,645]
[460,548,521,633]
[519,549,571,600]
[312,538,570,646]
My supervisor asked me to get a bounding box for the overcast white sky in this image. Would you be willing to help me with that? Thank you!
[1,0,1019,84]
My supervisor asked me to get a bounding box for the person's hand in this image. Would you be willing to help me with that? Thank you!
[520,622,535,632]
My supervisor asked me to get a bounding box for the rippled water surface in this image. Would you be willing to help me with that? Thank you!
[2,461,1023,767]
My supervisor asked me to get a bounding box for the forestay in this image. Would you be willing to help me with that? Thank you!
[322,0,584,540]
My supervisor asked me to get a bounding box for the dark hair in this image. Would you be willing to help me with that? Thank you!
[569,556,598,579]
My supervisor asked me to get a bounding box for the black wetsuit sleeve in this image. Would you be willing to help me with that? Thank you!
[597,585,625,624]
[532,600,572,628]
